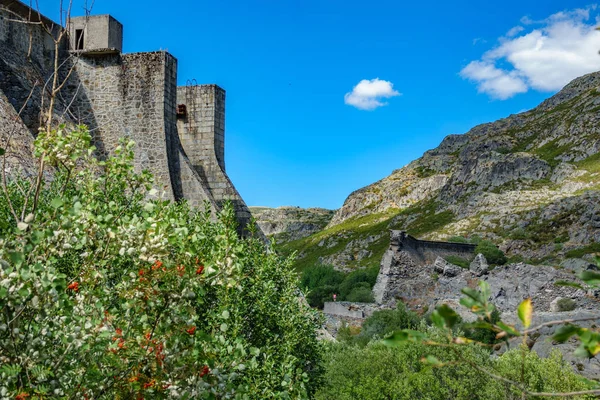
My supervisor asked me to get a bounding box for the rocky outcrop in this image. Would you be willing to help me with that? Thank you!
[469,254,489,276]
[249,206,335,243]
[290,71,600,271]
[370,239,600,378]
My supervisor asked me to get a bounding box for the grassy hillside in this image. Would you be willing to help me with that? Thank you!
[279,72,600,271]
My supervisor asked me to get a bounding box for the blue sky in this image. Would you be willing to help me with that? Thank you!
[41,0,600,209]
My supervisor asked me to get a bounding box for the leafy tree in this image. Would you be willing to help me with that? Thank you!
[300,264,379,308]
[340,302,421,347]
[345,285,374,303]
[0,126,323,398]
[338,267,379,299]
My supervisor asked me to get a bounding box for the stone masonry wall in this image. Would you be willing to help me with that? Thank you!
[394,230,476,265]
[71,52,176,200]
[0,1,65,133]
[0,0,256,234]
[372,230,476,303]
[177,85,252,232]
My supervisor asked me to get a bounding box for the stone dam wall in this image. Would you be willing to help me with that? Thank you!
[0,0,254,234]
[372,230,476,303]
[393,230,476,265]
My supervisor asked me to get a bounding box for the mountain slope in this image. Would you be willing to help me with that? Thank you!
[249,206,335,243]
[280,71,600,271]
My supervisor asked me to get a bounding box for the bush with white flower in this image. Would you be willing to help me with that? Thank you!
[0,125,322,399]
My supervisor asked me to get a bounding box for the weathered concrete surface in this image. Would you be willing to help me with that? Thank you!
[323,302,366,319]
[391,230,476,265]
[372,230,476,303]
[0,0,257,234]
[69,15,123,52]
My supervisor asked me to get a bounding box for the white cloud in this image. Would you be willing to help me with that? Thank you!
[505,26,524,37]
[344,78,401,110]
[461,7,600,100]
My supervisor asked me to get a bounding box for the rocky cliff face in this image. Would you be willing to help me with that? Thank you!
[281,71,600,271]
[249,206,335,243]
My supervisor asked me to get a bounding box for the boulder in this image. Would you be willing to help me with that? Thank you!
[469,253,489,276]
[434,257,462,277]
[560,258,598,274]
[549,297,563,313]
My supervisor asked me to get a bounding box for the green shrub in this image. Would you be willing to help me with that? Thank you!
[475,240,507,265]
[306,284,339,308]
[316,336,595,400]
[445,255,471,268]
[338,266,379,298]
[448,236,469,243]
[300,264,344,290]
[493,349,594,398]
[565,243,600,258]
[509,228,528,240]
[0,127,323,398]
[556,298,577,312]
[316,329,502,400]
[345,285,375,303]
[462,308,501,345]
[340,302,421,346]
[301,265,379,308]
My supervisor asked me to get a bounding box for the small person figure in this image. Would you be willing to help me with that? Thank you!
[333,293,337,302]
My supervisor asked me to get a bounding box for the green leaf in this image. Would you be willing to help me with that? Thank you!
[421,355,443,366]
[496,321,520,337]
[462,321,495,331]
[461,287,482,302]
[436,304,459,329]
[553,324,581,343]
[50,197,64,209]
[383,330,428,347]
[517,298,532,328]
[0,147,5,156]
[430,310,445,329]
[579,270,600,286]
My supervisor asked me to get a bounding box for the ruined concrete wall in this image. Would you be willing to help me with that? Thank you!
[322,301,389,337]
[393,230,476,265]
[68,15,123,52]
[372,231,476,304]
[323,301,366,319]
[177,85,252,232]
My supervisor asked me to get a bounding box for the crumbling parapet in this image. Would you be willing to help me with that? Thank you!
[373,230,477,304]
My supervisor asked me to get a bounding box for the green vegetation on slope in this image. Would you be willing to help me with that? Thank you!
[278,200,456,271]
[318,302,594,400]
[300,265,379,308]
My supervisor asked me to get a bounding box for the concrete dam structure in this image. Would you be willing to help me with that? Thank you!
[0,0,253,233]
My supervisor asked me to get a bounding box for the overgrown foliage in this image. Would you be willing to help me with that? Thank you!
[316,335,592,400]
[300,265,378,308]
[337,302,420,347]
[382,276,600,398]
[0,126,322,398]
